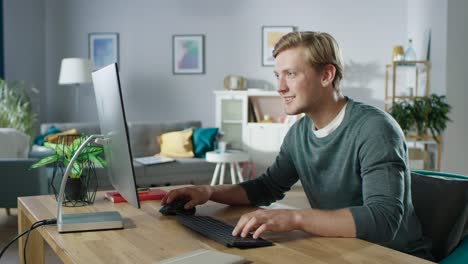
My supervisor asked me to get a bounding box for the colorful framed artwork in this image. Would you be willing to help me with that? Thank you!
[88,33,119,70]
[262,26,295,66]
[173,35,205,74]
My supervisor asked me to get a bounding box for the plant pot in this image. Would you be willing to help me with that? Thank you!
[65,178,86,201]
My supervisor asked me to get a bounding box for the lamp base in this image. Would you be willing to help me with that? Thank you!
[58,211,123,233]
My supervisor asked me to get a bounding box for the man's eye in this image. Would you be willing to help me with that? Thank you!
[287,72,296,77]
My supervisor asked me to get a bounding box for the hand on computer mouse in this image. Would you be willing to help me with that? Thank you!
[159,198,196,216]
[161,186,213,209]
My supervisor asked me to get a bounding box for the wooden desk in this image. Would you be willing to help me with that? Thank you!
[18,187,432,264]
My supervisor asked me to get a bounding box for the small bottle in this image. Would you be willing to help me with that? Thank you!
[392,46,404,61]
[404,39,417,62]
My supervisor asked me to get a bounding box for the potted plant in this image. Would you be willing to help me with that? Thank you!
[0,78,36,137]
[31,135,107,205]
[389,94,451,142]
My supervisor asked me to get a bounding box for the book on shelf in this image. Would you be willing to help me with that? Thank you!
[248,98,261,122]
[104,188,167,203]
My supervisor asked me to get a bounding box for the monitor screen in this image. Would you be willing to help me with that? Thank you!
[91,63,140,208]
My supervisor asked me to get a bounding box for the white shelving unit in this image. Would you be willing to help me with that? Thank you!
[214,90,292,175]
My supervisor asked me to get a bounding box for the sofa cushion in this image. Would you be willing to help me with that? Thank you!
[45,128,78,143]
[127,121,201,157]
[192,127,218,158]
[0,128,30,158]
[33,125,61,145]
[158,129,194,158]
[40,123,100,135]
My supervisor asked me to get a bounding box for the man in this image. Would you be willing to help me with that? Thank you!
[162,31,431,259]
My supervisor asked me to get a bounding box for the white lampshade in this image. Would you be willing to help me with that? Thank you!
[58,58,92,85]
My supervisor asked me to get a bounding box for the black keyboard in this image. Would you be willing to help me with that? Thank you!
[175,214,273,248]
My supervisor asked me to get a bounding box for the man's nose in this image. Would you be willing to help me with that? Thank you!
[277,77,288,93]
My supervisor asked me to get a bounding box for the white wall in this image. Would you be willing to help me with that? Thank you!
[4,0,46,131]
[407,0,447,95]
[443,0,468,174]
[6,0,408,126]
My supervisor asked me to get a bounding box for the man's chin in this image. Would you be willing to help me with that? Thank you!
[284,108,301,116]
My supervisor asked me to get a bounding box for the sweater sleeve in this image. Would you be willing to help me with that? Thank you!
[349,128,407,243]
[238,142,299,206]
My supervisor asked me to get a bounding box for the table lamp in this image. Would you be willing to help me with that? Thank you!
[58,58,92,120]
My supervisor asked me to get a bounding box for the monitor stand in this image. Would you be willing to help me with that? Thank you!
[56,135,123,233]
[58,211,123,233]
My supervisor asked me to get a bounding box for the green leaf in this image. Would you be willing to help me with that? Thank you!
[71,136,86,153]
[43,142,57,150]
[70,162,82,178]
[30,154,59,169]
[88,153,107,168]
[81,146,104,155]
[43,142,68,157]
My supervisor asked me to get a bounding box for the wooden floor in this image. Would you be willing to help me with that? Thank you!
[0,209,62,264]
[0,186,307,263]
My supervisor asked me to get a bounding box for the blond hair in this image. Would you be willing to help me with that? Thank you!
[273,31,344,91]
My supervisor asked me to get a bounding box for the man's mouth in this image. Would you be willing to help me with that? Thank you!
[283,96,295,104]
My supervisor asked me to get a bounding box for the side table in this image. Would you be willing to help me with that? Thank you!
[205,150,250,185]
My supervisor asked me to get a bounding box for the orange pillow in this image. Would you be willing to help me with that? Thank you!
[157,129,194,158]
[44,129,78,144]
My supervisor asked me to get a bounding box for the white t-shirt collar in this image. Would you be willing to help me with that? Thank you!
[312,103,348,138]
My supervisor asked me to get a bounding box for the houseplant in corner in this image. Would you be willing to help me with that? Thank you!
[0,79,36,137]
[31,135,107,206]
[390,94,451,170]
[389,94,451,142]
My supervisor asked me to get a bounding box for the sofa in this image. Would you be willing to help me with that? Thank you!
[32,120,217,190]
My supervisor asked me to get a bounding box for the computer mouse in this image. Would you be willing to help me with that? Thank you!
[159,198,196,216]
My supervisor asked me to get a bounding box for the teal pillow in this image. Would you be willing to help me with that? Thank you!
[192,128,218,158]
[33,126,61,146]
[440,237,468,264]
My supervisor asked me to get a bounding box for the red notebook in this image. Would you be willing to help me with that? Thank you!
[105,189,167,203]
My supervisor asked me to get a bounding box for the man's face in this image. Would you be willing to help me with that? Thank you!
[274,47,324,116]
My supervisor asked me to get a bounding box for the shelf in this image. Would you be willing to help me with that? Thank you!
[385,60,431,67]
[405,134,441,141]
[385,96,427,100]
[214,89,279,97]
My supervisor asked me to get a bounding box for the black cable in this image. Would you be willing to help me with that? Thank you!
[23,220,46,264]
[0,218,56,262]
[23,219,56,264]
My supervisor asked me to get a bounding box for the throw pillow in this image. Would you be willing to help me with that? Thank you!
[157,128,194,158]
[45,129,78,144]
[33,125,61,146]
[192,127,219,158]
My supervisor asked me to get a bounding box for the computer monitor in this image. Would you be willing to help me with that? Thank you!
[92,63,140,208]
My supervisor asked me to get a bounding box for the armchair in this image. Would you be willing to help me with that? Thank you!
[411,170,468,263]
[0,159,49,215]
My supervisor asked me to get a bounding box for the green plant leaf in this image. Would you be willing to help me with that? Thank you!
[81,146,104,155]
[71,137,85,153]
[87,153,107,168]
[70,162,82,178]
[30,154,59,169]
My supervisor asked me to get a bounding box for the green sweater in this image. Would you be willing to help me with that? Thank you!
[239,98,431,258]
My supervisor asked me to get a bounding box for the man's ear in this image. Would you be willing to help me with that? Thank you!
[321,64,336,87]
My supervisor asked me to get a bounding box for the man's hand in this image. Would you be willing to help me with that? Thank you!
[161,185,213,209]
[232,209,302,239]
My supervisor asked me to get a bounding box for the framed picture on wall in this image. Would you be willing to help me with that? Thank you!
[88,32,119,70]
[262,26,295,66]
[173,34,205,74]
